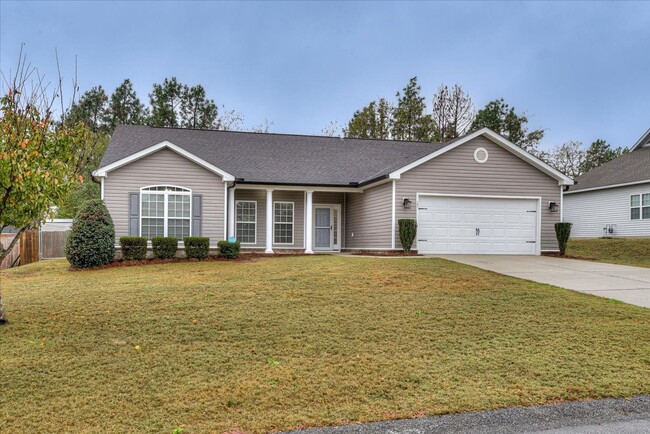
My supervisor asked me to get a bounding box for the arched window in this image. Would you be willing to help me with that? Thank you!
[140,185,192,240]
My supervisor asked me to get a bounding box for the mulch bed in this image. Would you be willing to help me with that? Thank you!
[351,251,421,257]
[69,252,313,271]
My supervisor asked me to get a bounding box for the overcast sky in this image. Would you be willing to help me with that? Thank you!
[1,1,649,150]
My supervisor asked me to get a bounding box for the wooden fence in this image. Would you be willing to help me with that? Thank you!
[1,228,68,269]
[0,234,20,269]
[41,231,69,259]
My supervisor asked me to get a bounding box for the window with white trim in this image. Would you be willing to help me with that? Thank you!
[141,186,191,240]
[236,201,256,244]
[273,202,294,244]
[631,193,650,220]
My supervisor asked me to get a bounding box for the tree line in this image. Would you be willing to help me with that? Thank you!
[61,74,628,218]
[341,76,627,176]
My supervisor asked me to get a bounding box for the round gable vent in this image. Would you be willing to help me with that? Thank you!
[474,147,489,164]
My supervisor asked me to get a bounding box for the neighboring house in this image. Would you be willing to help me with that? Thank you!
[564,129,650,238]
[93,125,573,255]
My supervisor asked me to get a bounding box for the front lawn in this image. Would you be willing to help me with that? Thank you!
[1,257,649,433]
[567,237,650,268]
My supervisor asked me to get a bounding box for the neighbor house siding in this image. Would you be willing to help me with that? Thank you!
[344,182,392,249]
[394,136,562,251]
[564,182,650,238]
[104,148,225,244]
[234,189,305,249]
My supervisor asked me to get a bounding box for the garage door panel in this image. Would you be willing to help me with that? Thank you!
[417,196,538,255]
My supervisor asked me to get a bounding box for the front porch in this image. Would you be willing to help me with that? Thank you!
[226,185,353,254]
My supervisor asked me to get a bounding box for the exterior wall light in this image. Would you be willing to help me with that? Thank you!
[548,201,559,212]
[403,197,412,209]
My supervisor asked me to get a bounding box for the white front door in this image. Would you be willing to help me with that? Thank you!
[313,205,341,251]
[416,195,539,255]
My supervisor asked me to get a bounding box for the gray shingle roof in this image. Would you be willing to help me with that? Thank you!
[100,125,447,186]
[569,146,650,192]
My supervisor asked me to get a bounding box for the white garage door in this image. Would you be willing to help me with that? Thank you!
[416,196,538,255]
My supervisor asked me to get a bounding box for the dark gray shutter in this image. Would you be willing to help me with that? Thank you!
[128,192,140,236]
[192,194,202,236]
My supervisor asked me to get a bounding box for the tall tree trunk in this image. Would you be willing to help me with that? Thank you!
[0,227,26,325]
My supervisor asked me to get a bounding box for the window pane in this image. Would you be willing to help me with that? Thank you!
[274,223,293,244]
[333,212,338,245]
[237,202,256,223]
[237,222,255,243]
[142,218,164,239]
[631,195,640,207]
[169,194,190,218]
[643,207,650,219]
[168,218,190,239]
[631,208,641,220]
[141,193,164,217]
[643,194,650,207]
[274,203,293,223]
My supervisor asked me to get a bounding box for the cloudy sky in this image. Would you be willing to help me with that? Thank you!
[1,1,649,149]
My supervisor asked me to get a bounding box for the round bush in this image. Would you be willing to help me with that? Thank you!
[120,236,147,261]
[65,199,115,268]
[184,237,210,259]
[218,240,240,259]
[152,237,178,259]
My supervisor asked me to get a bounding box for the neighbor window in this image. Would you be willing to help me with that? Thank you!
[631,193,650,220]
[236,201,257,244]
[273,202,294,244]
[141,186,191,240]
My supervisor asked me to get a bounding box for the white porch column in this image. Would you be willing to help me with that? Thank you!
[227,186,235,239]
[305,190,314,254]
[265,188,274,253]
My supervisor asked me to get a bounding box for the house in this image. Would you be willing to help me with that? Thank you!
[92,125,573,255]
[563,128,650,238]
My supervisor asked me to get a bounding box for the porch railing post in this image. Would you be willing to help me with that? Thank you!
[305,190,314,254]
[265,189,274,253]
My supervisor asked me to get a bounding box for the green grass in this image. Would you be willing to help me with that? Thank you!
[567,238,650,268]
[1,257,649,433]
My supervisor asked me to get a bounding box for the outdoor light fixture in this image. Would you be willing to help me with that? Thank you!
[403,197,412,209]
[548,201,559,212]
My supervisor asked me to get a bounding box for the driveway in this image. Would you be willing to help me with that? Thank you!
[436,255,650,308]
[287,395,650,433]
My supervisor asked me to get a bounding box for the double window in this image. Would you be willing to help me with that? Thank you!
[234,200,295,245]
[631,193,650,220]
[274,202,294,244]
[141,186,191,240]
[236,201,257,244]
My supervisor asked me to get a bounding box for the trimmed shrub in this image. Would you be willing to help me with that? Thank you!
[398,219,417,252]
[120,236,147,261]
[185,237,210,259]
[66,199,115,268]
[152,237,178,259]
[218,240,240,259]
[555,222,573,256]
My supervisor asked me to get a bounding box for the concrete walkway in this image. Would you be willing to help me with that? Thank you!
[287,395,650,433]
[436,255,650,308]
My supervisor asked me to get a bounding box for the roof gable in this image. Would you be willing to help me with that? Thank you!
[388,128,574,186]
[631,128,650,151]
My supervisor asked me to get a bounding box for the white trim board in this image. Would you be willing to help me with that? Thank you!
[93,140,235,181]
[234,183,362,193]
[388,128,574,186]
[564,179,650,195]
[631,128,650,151]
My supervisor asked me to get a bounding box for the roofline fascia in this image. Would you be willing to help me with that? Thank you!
[564,179,650,195]
[234,182,363,193]
[387,128,575,186]
[92,140,236,181]
[630,128,650,151]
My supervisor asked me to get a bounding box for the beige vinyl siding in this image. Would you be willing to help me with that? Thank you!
[395,136,562,251]
[564,183,650,238]
[345,182,392,249]
[234,189,305,249]
[104,148,225,244]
